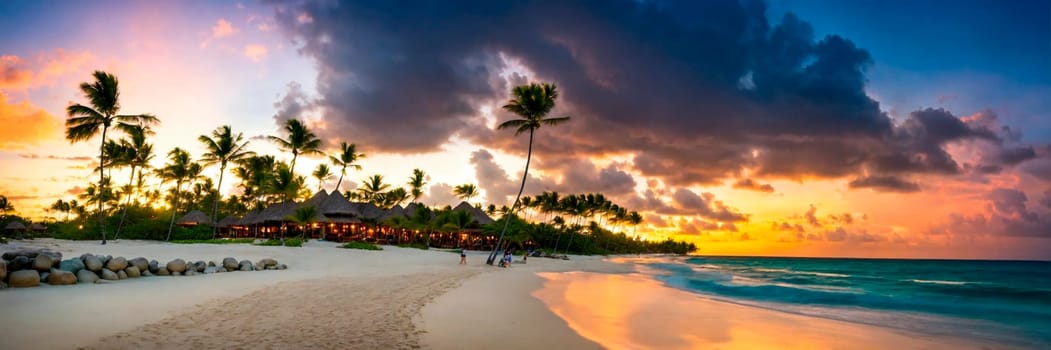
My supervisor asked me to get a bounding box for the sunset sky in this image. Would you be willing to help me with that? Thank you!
[1,0,1048,259]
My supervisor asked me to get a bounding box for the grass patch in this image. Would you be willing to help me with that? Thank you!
[341,241,382,251]
[171,238,254,245]
[255,238,303,247]
[396,243,429,250]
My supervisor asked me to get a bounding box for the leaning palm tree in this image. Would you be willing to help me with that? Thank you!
[199,125,254,238]
[408,168,427,203]
[268,119,322,175]
[453,184,480,205]
[312,163,333,192]
[329,142,365,192]
[65,70,159,244]
[157,148,201,241]
[114,126,155,240]
[487,82,570,264]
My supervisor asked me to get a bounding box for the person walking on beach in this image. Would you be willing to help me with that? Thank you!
[459,248,467,265]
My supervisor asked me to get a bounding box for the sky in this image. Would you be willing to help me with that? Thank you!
[1,0,1048,260]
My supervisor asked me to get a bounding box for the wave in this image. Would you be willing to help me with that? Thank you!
[909,279,970,285]
[755,268,850,278]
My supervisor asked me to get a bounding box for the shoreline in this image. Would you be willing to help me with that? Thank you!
[1,239,1033,349]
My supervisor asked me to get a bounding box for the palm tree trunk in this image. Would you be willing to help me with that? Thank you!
[98,125,109,245]
[211,163,226,239]
[335,168,345,193]
[488,130,534,265]
[115,165,137,240]
[290,152,298,175]
[166,182,181,241]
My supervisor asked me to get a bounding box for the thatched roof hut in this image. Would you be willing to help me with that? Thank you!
[453,201,495,225]
[238,210,262,226]
[4,221,26,231]
[216,216,240,228]
[176,210,212,226]
[352,202,385,220]
[380,205,405,221]
[403,203,420,218]
[256,201,299,223]
[29,223,46,232]
[321,191,357,217]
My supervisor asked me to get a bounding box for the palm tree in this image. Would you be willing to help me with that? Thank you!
[487,82,570,264]
[357,174,389,204]
[0,195,13,218]
[408,168,426,203]
[268,163,304,203]
[329,142,365,192]
[65,71,159,244]
[287,205,319,241]
[235,155,276,209]
[157,148,201,241]
[50,199,72,221]
[628,211,643,237]
[384,187,410,209]
[114,126,154,240]
[269,119,322,175]
[453,184,480,205]
[199,125,255,238]
[312,163,333,192]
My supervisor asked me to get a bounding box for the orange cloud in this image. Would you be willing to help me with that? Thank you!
[0,50,95,91]
[212,18,238,38]
[244,44,268,62]
[0,56,34,89]
[0,93,62,150]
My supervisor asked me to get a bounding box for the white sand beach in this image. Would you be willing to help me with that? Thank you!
[0,239,1004,350]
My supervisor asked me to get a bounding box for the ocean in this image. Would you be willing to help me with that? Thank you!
[631,256,1051,348]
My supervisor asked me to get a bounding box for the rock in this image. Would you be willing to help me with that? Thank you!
[261,258,278,267]
[0,281,5,289]
[58,258,86,274]
[238,260,253,271]
[100,268,119,281]
[39,271,49,282]
[77,270,99,284]
[208,261,216,267]
[172,271,182,276]
[3,249,39,260]
[0,259,6,281]
[142,270,153,277]
[276,264,287,270]
[194,261,207,272]
[9,270,40,287]
[106,257,128,271]
[148,260,160,273]
[84,255,103,272]
[254,261,265,271]
[129,257,149,272]
[217,267,227,273]
[100,255,111,266]
[117,270,128,279]
[40,251,62,265]
[48,269,77,285]
[203,266,218,274]
[125,266,141,278]
[32,254,54,271]
[8,256,30,271]
[156,267,170,276]
[222,257,238,270]
[166,259,187,273]
[184,269,196,276]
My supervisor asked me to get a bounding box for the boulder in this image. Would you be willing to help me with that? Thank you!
[100,255,112,266]
[0,259,6,281]
[148,260,160,273]
[172,271,182,276]
[184,269,196,276]
[58,258,85,274]
[194,261,207,272]
[76,270,99,284]
[125,266,141,278]
[166,259,187,273]
[129,257,149,272]
[9,255,30,271]
[100,268,119,281]
[254,261,265,271]
[260,258,278,267]
[208,261,216,267]
[40,250,62,265]
[276,264,287,270]
[203,266,218,274]
[117,270,128,279]
[48,269,77,285]
[84,255,103,272]
[3,249,39,260]
[9,270,40,287]
[222,257,238,270]
[106,257,128,271]
[32,254,54,271]
[142,270,153,277]
[156,267,170,276]
[217,267,227,273]
[40,271,50,283]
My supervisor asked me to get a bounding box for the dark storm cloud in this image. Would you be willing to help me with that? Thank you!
[272,81,314,126]
[929,187,1051,238]
[848,176,921,193]
[469,148,638,205]
[670,188,749,222]
[271,0,1041,191]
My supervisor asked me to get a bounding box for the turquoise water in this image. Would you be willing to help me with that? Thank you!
[635,256,1051,348]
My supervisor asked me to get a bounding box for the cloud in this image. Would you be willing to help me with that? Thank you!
[272,81,315,125]
[670,188,748,222]
[469,149,520,204]
[929,187,1051,238]
[0,93,61,150]
[0,56,33,89]
[733,178,775,193]
[212,18,239,38]
[17,153,92,161]
[848,176,920,193]
[804,204,820,227]
[0,50,94,91]
[426,182,460,207]
[244,44,269,62]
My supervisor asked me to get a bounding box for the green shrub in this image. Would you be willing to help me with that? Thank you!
[396,242,429,250]
[171,238,254,244]
[256,238,302,247]
[341,241,382,251]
